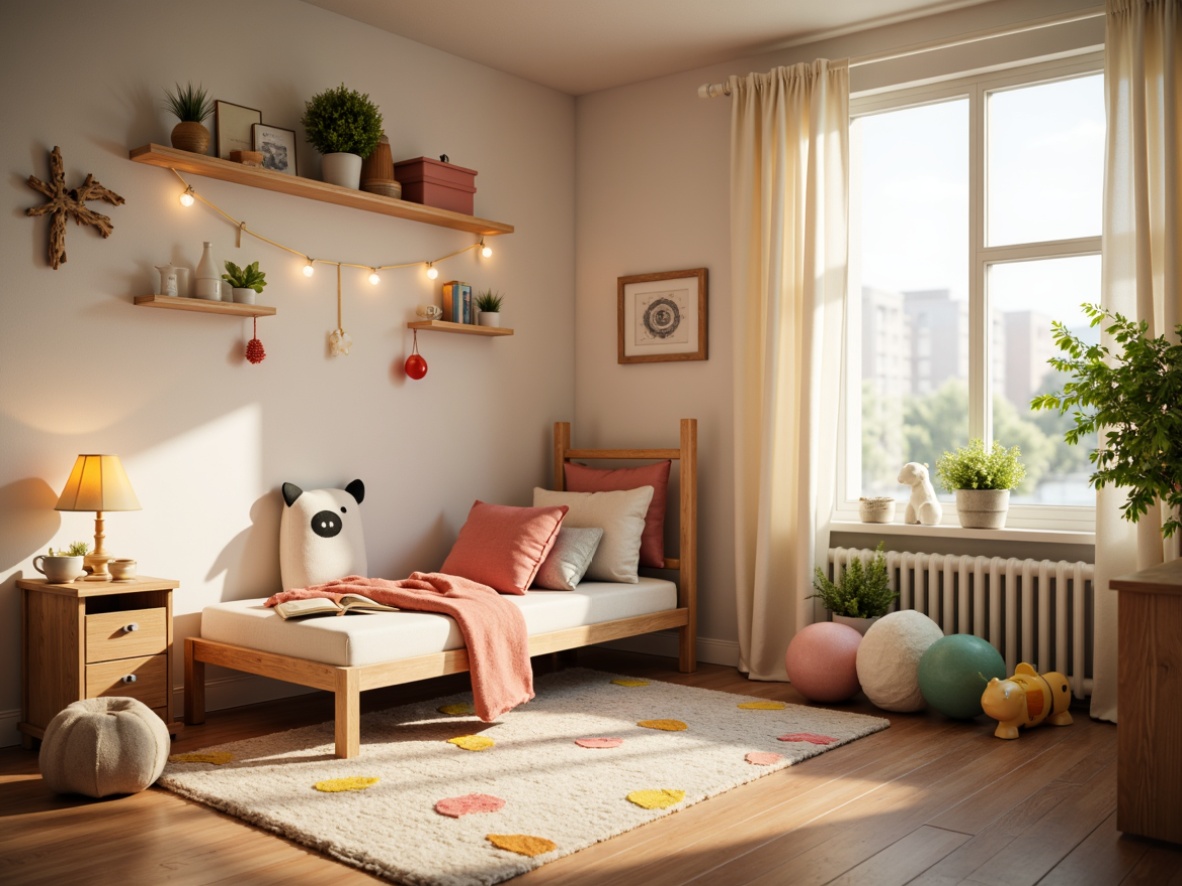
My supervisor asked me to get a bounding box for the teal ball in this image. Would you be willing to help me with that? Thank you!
[917,634,1007,719]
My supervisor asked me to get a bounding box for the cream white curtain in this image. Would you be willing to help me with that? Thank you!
[730,60,849,681]
[1091,0,1182,722]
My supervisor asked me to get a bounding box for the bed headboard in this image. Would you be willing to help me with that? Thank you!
[552,419,697,668]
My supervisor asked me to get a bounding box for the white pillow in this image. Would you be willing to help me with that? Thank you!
[533,486,653,583]
[532,526,604,591]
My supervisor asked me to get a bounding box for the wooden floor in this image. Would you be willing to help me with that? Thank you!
[3,648,1181,886]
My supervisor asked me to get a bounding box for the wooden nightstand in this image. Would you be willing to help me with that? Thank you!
[17,575,181,749]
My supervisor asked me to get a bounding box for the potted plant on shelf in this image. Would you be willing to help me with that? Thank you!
[475,289,504,327]
[164,82,214,154]
[222,260,267,305]
[1031,303,1182,539]
[936,439,1026,529]
[300,83,384,189]
[809,542,896,634]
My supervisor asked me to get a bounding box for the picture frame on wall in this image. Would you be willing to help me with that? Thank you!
[252,123,297,175]
[617,268,708,364]
[215,100,262,159]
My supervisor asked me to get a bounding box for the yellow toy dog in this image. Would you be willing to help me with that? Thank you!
[980,662,1073,739]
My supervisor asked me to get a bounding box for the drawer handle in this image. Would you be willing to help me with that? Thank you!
[122,674,137,684]
[123,623,139,633]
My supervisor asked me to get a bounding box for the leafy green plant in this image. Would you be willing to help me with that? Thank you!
[48,541,89,557]
[222,260,267,293]
[809,543,897,618]
[936,439,1026,491]
[475,290,504,313]
[164,82,213,122]
[1031,303,1182,538]
[300,84,383,158]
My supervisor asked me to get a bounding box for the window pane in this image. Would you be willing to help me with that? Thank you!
[856,99,969,499]
[987,74,1104,246]
[988,256,1100,505]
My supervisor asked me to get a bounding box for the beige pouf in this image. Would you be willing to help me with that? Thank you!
[39,697,170,797]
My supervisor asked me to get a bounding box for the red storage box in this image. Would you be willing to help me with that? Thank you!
[393,156,477,215]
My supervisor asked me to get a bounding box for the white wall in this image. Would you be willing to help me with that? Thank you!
[0,0,575,744]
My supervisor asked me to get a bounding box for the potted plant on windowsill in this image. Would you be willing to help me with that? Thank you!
[936,439,1026,529]
[475,289,504,327]
[222,260,267,305]
[300,83,384,190]
[1031,303,1182,539]
[809,542,897,634]
[164,82,214,155]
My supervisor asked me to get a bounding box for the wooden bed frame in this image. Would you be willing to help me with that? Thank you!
[184,419,698,758]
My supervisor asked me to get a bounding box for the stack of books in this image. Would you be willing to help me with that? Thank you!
[442,281,472,323]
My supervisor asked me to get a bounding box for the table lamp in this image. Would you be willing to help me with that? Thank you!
[55,454,141,581]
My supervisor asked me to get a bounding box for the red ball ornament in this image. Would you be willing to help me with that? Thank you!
[405,353,427,379]
[245,318,266,364]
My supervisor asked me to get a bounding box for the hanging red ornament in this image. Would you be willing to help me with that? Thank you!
[404,329,428,379]
[245,316,266,364]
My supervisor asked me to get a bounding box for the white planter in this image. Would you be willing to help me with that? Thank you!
[232,287,256,304]
[832,614,880,635]
[321,152,362,189]
[955,488,1010,529]
[478,312,501,327]
[858,497,896,523]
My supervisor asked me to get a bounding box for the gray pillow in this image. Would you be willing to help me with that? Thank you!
[531,527,605,591]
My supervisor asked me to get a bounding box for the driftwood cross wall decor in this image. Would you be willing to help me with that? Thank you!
[26,146,125,269]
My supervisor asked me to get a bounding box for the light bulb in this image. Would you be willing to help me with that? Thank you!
[369,270,381,285]
[179,187,195,207]
[426,263,439,280]
[303,259,315,277]
[480,240,493,258]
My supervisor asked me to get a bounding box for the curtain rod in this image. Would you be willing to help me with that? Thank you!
[697,5,1104,97]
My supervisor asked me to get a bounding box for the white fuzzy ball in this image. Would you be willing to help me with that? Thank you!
[856,610,944,712]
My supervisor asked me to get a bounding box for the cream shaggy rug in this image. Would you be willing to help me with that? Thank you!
[159,668,888,886]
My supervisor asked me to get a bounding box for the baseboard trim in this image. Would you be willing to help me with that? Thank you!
[597,633,740,667]
[1,708,20,750]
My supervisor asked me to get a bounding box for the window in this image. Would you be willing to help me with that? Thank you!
[844,54,1104,529]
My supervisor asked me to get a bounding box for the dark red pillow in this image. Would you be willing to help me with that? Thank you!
[563,461,670,568]
[441,501,568,594]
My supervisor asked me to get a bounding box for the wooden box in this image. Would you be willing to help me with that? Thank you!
[393,156,477,215]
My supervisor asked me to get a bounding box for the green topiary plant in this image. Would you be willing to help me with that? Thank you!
[809,543,897,618]
[48,541,90,557]
[300,83,384,158]
[474,290,504,313]
[164,82,213,122]
[222,260,267,293]
[936,439,1026,492]
[1031,303,1182,538]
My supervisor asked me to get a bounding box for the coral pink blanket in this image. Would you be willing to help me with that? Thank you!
[265,573,534,721]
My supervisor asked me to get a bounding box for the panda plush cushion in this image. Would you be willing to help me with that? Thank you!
[279,479,367,591]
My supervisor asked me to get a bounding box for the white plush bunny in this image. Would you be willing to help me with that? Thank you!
[897,462,943,526]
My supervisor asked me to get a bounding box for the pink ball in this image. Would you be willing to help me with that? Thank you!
[785,622,863,703]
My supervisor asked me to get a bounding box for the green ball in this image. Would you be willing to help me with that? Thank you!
[918,634,1007,719]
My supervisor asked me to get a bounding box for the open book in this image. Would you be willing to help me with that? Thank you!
[274,593,399,620]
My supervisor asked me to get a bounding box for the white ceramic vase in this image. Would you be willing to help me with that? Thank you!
[955,488,1010,529]
[321,152,363,189]
[478,312,501,327]
[194,241,221,300]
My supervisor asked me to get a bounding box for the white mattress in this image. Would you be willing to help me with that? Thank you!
[199,578,678,667]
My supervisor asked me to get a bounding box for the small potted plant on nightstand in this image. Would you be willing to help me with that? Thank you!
[222,260,267,305]
[809,542,896,634]
[301,83,384,189]
[164,82,214,154]
[33,541,89,583]
[475,289,504,327]
[936,439,1026,529]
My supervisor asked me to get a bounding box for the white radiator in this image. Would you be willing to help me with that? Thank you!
[827,548,1095,698]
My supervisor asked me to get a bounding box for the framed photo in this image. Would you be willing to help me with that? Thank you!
[252,123,297,175]
[215,100,262,159]
[617,268,708,364]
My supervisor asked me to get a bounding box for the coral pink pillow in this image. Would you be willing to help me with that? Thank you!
[564,461,670,568]
[441,501,568,595]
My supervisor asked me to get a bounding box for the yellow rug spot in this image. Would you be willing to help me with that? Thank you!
[626,789,686,809]
[737,700,786,710]
[438,702,474,716]
[169,751,233,765]
[637,719,687,731]
[313,776,379,793]
[486,834,557,857]
[612,678,650,687]
[448,735,495,751]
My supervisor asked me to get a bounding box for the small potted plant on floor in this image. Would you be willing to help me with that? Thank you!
[475,289,504,327]
[222,260,267,304]
[164,82,214,154]
[809,542,896,633]
[301,83,384,189]
[936,439,1026,529]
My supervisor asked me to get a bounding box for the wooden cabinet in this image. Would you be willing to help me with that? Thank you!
[17,576,181,748]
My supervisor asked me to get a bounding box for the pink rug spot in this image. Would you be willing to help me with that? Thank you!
[575,737,624,749]
[745,752,783,766]
[778,732,837,745]
[435,793,506,818]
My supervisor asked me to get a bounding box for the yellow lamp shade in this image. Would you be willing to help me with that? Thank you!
[55,455,141,512]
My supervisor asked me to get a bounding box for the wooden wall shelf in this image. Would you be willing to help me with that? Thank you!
[134,295,277,317]
[129,144,514,236]
[407,320,513,337]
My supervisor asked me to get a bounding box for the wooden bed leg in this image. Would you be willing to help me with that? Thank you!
[335,669,361,759]
[678,626,697,674]
[184,637,206,725]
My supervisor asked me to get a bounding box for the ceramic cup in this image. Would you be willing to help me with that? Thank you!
[33,555,86,583]
[109,559,138,581]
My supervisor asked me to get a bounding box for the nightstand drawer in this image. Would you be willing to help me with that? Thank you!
[86,608,167,663]
[86,654,168,707]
